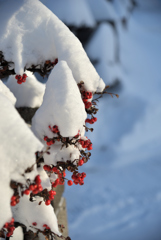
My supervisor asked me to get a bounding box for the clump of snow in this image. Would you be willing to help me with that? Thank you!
[12,195,60,236]
[0,93,43,229]
[32,61,86,167]
[12,227,23,240]
[32,61,87,138]
[6,71,45,108]
[0,0,105,92]
[0,80,16,105]
[86,23,115,63]
[37,165,51,190]
[40,0,95,28]
[43,144,80,166]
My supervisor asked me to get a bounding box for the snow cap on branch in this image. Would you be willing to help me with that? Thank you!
[32,60,87,139]
[6,71,45,108]
[0,0,105,92]
[0,93,43,229]
[0,80,16,105]
[12,195,60,236]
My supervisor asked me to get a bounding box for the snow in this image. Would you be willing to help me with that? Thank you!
[64,3,161,240]
[12,195,60,235]
[6,71,45,108]
[0,80,16,105]
[32,61,86,166]
[12,227,23,240]
[40,0,95,27]
[0,93,43,229]
[0,0,104,92]
[32,61,87,138]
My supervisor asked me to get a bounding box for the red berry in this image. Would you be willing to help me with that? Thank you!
[37,184,43,192]
[35,175,41,185]
[32,222,37,226]
[43,224,50,229]
[3,223,9,228]
[52,167,58,173]
[24,189,30,195]
[29,185,35,191]
[78,160,84,166]
[45,200,51,206]
[67,180,73,186]
[11,196,16,202]
[11,201,17,206]
[44,136,48,141]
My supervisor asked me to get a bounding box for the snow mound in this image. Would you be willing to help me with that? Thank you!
[6,71,45,108]
[0,93,43,229]
[40,0,95,27]
[12,195,60,235]
[0,80,16,105]
[86,23,115,63]
[0,0,104,92]
[32,60,87,138]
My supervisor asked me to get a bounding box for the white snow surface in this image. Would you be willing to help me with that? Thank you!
[12,195,60,235]
[64,3,161,240]
[32,61,85,166]
[32,61,87,138]
[6,71,45,108]
[12,227,23,240]
[0,93,43,229]
[0,0,105,92]
[0,80,16,105]
[40,0,95,27]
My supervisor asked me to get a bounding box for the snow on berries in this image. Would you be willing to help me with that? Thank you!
[31,61,104,189]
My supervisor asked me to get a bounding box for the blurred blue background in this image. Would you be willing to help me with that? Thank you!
[40,1,161,239]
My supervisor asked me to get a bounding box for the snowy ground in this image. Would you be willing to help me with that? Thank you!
[64,4,161,240]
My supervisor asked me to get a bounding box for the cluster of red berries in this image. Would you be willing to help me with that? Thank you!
[43,165,57,172]
[82,91,93,109]
[78,138,92,150]
[51,58,58,65]
[15,73,27,84]
[84,101,92,109]
[3,218,15,237]
[82,91,93,100]
[10,175,43,206]
[43,165,66,187]
[44,136,55,146]
[49,125,59,134]
[85,117,97,124]
[45,190,56,206]
[10,195,20,207]
[52,178,60,188]
[71,172,86,185]
[44,125,59,146]
[28,175,43,195]
[32,222,50,230]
